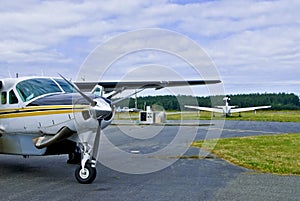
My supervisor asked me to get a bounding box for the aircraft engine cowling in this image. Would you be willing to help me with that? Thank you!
[73,97,113,143]
[100,109,115,129]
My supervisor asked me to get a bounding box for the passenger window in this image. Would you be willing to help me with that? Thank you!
[9,90,18,104]
[1,92,7,104]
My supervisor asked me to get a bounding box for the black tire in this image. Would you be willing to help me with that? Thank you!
[75,163,97,184]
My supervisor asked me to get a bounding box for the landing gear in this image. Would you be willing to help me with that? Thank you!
[74,143,97,184]
[75,162,97,184]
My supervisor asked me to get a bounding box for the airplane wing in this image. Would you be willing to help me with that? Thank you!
[230,105,271,113]
[74,80,221,92]
[184,105,223,113]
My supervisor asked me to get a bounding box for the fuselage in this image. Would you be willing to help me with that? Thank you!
[216,97,233,116]
[0,76,113,155]
[222,99,233,115]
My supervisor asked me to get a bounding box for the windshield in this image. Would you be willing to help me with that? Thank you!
[54,79,75,93]
[16,78,62,102]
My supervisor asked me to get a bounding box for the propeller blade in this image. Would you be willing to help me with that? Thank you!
[58,73,96,106]
[92,120,102,161]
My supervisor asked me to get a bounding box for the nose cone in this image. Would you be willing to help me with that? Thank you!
[93,98,112,119]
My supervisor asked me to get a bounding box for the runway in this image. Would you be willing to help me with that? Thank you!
[0,121,299,201]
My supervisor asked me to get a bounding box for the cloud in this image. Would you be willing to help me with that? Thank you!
[0,0,299,95]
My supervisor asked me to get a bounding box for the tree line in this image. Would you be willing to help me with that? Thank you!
[116,93,300,111]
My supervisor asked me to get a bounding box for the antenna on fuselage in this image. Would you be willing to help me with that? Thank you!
[8,69,12,78]
[16,73,19,78]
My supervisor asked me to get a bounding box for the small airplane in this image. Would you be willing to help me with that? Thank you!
[185,96,271,117]
[115,106,141,113]
[0,75,220,183]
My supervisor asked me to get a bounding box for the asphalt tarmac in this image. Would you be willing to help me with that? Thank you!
[0,121,299,201]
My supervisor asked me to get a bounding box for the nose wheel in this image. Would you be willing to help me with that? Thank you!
[74,143,97,184]
[75,162,97,184]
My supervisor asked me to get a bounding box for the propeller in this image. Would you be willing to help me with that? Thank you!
[59,74,112,164]
[59,74,155,183]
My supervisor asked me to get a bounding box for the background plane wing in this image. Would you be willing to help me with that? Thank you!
[75,80,221,92]
[230,105,271,113]
[184,105,223,113]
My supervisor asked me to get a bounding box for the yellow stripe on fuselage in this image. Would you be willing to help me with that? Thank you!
[0,105,73,112]
[0,105,87,119]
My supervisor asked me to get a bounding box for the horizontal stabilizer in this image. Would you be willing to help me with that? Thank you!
[33,127,75,149]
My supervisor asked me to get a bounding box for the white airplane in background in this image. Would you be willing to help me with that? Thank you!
[0,75,220,184]
[115,106,141,112]
[185,96,271,117]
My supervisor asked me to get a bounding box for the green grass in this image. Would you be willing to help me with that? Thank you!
[114,112,139,120]
[114,110,300,122]
[192,133,300,175]
[226,110,300,122]
[166,111,219,120]
[166,110,300,122]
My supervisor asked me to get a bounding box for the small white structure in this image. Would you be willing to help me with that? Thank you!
[139,106,166,124]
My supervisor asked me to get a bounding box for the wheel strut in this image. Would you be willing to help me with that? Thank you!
[74,143,97,184]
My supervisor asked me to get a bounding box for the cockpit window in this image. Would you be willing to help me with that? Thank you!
[54,79,75,93]
[16,78,62,102]
[9,90,18,104]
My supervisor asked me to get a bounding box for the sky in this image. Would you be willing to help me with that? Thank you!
[0,0,299,96]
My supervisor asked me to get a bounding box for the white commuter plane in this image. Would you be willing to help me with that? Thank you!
[0,75,220,184]
[185,96,271,117]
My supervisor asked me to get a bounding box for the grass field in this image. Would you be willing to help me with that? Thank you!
[166,110,300,122]
[114,110,300,122]
[192,133,300,175]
